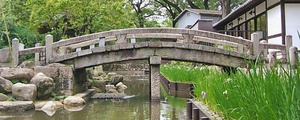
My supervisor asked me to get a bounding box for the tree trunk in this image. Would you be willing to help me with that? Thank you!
[204,0,209,10]
[221,0,231,18]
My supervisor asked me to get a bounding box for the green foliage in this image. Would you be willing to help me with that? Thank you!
[161,63,300,119]
[11,79,29,84]
[160,63,204,83]
[50,92,68,101]
[7,97,15,102]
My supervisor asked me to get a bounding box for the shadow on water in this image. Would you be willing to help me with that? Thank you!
[0,79,186,120]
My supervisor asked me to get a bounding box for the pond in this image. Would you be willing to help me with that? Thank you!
[0,79,187,120]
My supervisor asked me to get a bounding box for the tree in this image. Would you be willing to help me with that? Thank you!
[130,0,161,28]
[9,0,135,41]
[154,0,246,27]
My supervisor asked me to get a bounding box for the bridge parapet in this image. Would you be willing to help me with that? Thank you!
[7,28,296,68]
[51,28,252,58]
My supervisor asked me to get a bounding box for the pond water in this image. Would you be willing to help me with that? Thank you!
[0,79,187,120]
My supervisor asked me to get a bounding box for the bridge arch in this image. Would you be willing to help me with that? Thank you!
[14,28,292,101]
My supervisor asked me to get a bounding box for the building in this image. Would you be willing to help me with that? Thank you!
[213,0,300,48]
[174,9,222,31]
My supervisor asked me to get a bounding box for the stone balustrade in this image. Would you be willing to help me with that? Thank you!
[1,28,296,69]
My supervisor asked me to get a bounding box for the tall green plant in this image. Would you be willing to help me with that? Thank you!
[161,63,300,119]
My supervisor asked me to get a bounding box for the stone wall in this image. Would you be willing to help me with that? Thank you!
[0,48,11,67]
[34,63,88,96]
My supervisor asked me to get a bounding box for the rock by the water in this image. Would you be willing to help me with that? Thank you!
[91,93,136,99]
[110,75,123,85]
[0,101,35,112]
[0,76,13,93]
[63,96,85,107]
[30,73,55,99]
[0,93,9,101]
[41,101,57,116]
[1,68,34,82]
[35,101,63,110]
[12,83,37,101]
[116,82,127,93]
[34,64,74,96]
[63,96,85,111]
[105,85,118,93]
[91,93,126,99]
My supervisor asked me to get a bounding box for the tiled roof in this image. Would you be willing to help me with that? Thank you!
[187,9,222,15]
[213,0,264,28]
[174,9,222,22]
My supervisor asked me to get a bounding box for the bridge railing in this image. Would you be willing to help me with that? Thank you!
[253,34,293,66]
[11,38,46,67]
[50,28,252,59]
[8,28,297,67]
[289,46,299,68]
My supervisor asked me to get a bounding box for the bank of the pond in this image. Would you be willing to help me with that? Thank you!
[0,80,187,120]
[160,64,300,119]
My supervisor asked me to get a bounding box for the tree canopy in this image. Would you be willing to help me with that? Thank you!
[1,0,247,48]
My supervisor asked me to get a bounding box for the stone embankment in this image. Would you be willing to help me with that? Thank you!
[0,61,96,115]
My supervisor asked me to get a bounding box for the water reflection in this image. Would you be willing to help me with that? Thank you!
[0,80,186,120]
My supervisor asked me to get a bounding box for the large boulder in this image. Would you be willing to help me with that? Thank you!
[41,101,58,116]
[0,93,9,101]
[30,73,55,100]
[0,101,35,112]
[110,75,123,85]
[105,85,118,93]
[63,96,85,111]
[1,68,34,82]
[116,82,127,93]
[0,76,13,93]
[34,64,74,96]
[17,61,35,69]
[12,83,37,101]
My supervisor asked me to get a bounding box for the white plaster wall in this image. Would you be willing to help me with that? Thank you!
[268,37,282,45]
[267,0,280,8]
[268,37,283,54]
[177,12,200,28]
[267,5,282,36]
[285,4,300,48]
[191,22,198,30]
[256,2,266,15]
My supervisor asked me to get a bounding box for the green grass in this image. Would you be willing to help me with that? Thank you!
[161,63,300,119]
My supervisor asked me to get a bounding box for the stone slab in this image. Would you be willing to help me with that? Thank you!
[0,48,10,63]
[91,47,105,53]
[149,56,161,65]
[134,42,148,48]
[78,49,92,57]
[0,101,35,112]
[161,42,175,47]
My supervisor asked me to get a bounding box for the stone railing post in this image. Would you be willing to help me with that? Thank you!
[116,34,127,44]
[285,35,293,59]
[149,56,161,101]
[35,43,41,65]
[289,46,298,68]
[182,33,194,44]
[99,37,105,47]
[260,40,268,61]
[12,38,19,67]
[269,51,277,67]
[45,34,53,64]
[251,33,260,57]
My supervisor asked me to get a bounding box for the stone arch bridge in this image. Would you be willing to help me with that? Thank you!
[11,28,294,101]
